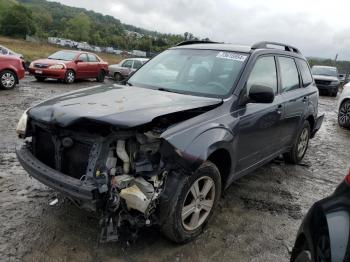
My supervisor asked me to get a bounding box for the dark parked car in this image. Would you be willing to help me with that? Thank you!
[291,168,350,262]
[0,55,25,90]
[312,66,340,97]
[28,50,108,83]
[108,58,149,81]
[16,41,323,243]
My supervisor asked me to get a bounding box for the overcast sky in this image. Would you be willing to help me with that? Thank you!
[52,0,350,60]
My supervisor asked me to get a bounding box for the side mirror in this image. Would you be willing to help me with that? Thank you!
[249,84,275,103]
[75,59,83,64]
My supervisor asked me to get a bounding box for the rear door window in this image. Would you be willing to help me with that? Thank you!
[247,56,278,94]
[88,54,99,62]
[278,57,300,92]
[296,59,313,86]
[133,60,143,69]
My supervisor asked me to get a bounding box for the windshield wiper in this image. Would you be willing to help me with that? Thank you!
[157,87,183,94]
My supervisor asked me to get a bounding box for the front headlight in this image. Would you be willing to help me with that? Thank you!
[16,110,28,137]
[331,80,340,85]
[49,64,65,69]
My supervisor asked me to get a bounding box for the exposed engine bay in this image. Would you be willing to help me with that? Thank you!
[98,131,169,242]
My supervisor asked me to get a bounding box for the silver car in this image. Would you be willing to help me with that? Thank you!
[338,82,350,128]
[108,58,149,81]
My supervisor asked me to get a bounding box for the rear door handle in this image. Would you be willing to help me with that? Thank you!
[277,104,282,114]
[302,96,308,102]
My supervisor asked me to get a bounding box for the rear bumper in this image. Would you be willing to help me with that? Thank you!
[16,144,96,201]
[28,68,66,79]
[311,114,324,138]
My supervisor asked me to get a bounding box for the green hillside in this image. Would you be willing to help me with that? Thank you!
[0,0,200,52]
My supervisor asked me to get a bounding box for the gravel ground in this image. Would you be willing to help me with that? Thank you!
[0,76,349,262]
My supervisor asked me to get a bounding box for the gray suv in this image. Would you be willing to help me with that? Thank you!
[16,41,323,243]
[311,65,340,97]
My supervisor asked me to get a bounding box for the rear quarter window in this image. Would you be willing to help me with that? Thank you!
[296,59,313,86]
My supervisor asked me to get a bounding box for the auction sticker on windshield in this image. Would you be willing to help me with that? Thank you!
[216,52,247,61]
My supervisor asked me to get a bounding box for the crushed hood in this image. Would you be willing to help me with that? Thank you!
[28,85,222,128]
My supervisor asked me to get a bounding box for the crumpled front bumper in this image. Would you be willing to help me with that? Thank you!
[16,144,97,201]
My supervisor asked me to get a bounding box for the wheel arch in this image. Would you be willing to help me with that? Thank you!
[207,148,232,188]
[306,115,315,131]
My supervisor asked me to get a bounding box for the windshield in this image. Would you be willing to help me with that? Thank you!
[48,51,77,61]
[128,49,248,97]
[311,66,338,77]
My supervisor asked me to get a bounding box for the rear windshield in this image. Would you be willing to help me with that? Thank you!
[48,51,77,61]
[128,49,248,98]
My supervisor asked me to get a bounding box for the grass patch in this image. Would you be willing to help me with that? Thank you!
[0,36,123,64]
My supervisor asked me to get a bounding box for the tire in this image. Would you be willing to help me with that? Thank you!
[0,70,17,90]
[338,100,350,128]
[314,227,331,262]
[64,70,75,84]
[160,161,221,243]
[284,121,310,164]
[330,88,338,97]
[114,72,123,81]
[96,70,105,82]
[35,76,46,82]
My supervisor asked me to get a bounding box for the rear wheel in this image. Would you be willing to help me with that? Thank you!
[160,161,221,243]
[35,76,46,82]
[315,227,331,262]
[96,70,105,82]
[114,72,123,81]
[284,121,310,164]
[0,70,17,90]
[64,70,75,84]
[338,100,350,128]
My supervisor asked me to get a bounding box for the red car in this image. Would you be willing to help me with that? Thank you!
[0,55,25,90]
[29,50,108,84]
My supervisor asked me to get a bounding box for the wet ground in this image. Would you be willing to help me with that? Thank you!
[1,76,349,262]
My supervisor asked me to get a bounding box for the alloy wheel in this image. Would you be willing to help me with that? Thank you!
[182,176,215,231]
[339,102,350,127]
[1,72,15,89]
[297,128,309,158]
[66,71,75,83]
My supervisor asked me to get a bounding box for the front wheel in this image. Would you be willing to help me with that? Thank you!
[114,72,123,81]
[64,70,75,84]
[0,70,17,90]
[284,121,310,164]
[160,161,221,243]
[338,100,350,128]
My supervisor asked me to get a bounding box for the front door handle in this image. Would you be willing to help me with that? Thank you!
[302,96,308,102]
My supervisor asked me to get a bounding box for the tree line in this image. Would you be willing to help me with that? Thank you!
[0,0,208,52]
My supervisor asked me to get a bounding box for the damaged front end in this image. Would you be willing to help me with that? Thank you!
[16,118,195,243]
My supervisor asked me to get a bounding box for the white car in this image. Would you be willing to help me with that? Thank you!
[0,45,23,59]
[108,58,149,81]
[338,83,350,128]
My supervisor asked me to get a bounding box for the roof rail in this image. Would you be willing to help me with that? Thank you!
[176,40,219,46]
[251,41,301,54]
